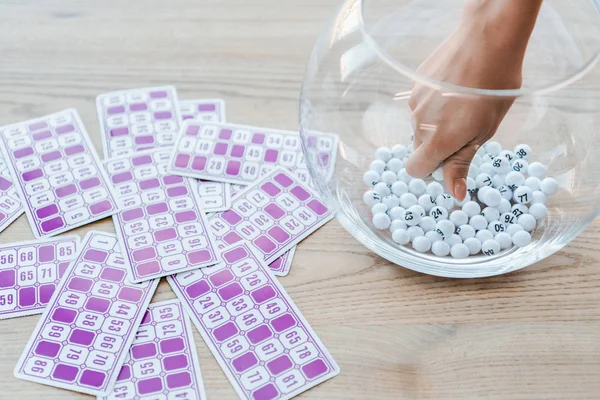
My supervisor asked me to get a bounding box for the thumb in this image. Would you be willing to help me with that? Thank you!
[443,144,478,201]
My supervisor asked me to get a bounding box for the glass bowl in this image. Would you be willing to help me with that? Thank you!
[299,0,600,278]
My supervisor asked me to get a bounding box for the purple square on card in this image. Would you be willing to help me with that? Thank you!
[65,145,84,156]
[232,352,258,373]
[160,337,185,354]
[146,202,168,215]
[132,343,157,360]
[163,354,189,371]
[214,142,228,155]
[318,152,330,166]
[55,184,77,198]
[80,177,101,190]
[85,297,110,313]
[129,103,148,112]
[68,277,93,292]
[133,247,156,262]
[42,150,61,162]
[150,90,168,99]
[69,329,95,346]
[22,169,43,182]
[14,147,34,159]
[268,226,290,244]
[153,228,177,242]
[209,270,234,287]
[264,149,279,163]
[307,135,318,148]
[29,121,48,131]
[221,210,242,225]
[141,311,151,324]
[18,287,36,307]
[307,199,328,216]
[51,307,77,323]
[163,175,184,185]
[261,182,281,197]
[271,313,297,332]
[52,364,79,382]
[38,245,55,262]
[226,160,241,176]
[174,154,191,169]
[198,104,216,112]
[154,111,172,120]
[253,236,277,254]
[35,204,59,219]
[302,359,329,379]
[290,186,311,201]
[0,177,11,191]
[230,145,245,158]
[122,208,144,222]
[251,285,277,304]
[186,125,200,136]
[252,133,265,144]
[166,372,192,389]
[267,355,293,375]
[185,280,210,299]
[118,287,143,302]
[56,125,75,135]
[175,210,196,223]
[0,270,15,288]
[110,127,129,137]
[117,365,131,381]
[39,284,55,304]
[222,246,248,263]
[191,156,207,171]
[264,204,285,220]
[33,130,52,141]
[107,105,125,115]
[213,322,238,342]
[84,249,108,263]
[166,186,188,197]
[100,267,125,282]
[139,178,160,190]
[137,261,160,277]
[218,282,243,301]
[137,377,162,395]
[40,217,65,233]
[223,231,243,245]
[274,173,294,188]
[187,250,211,265]
[247,325,273,345]
[89,200,113,216]
[79,369,106,388]
[34,340,60,357]
[219,129,232,139]
[132,155,152,166]
[253,384,279,400]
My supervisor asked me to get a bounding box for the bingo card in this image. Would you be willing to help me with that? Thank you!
[0,236,79,320]
[197,180,232,213]
[180,99,226,123]
[100,299,207,400]
[104,148,219,283]
[0,153,24,233]
[0,109,119,238]
[14,231,159,396]
[168,243,340,400]
[97,86,183,158]
[168,121,338,186]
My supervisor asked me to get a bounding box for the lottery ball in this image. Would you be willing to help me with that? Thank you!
[426,181,444,198]
[386,158,404,173]
[370,159,386,174]
[382,194,400,209]
[363,190,381,207]
[527,161,547,179]
[481,239,501,256]
[429,206,449,221]
[492,157,512,174]
[462,201,481,218]
[391,144,407,159]
[511,159,529,173]
[483,188,502,207]
[435,220,455,239]
[389,206,405,221]
[484,141,503,156]
[514,144,532,159]
[497,198,512,214]
[412,236,431,253]
[375,147,392,162]
[449,210,469,227]
[400,193,418,208]
[451,243,470,259]
[419,216,437,232]
[425,230,442,243]
[372,213,391,230]
[476,173,493,188]
[488,220,506,234]
[517,214,537,232]
[389,220,408,233]
[506,224,524,236]
[525,176,541,191]
[409,179,427,196]
[476,229,494,243]
[407,226,425,241]
[513,186,533,204]
[392,229,411,245]
[505,171,525,189]
[373,182,391,196]
[445,234,462,247]
[418,195,436,212]
[397,168,413,183]
[464,238,482,255]
[391,181,409,197]
[469,215,488,231]
[371,203,388,215]
[512,231,532,247]
[500,212,517,225]
[495,232,513,249]
[531,191,547,205]
[457,224,476,240]
[431,240,451,257]
[481,207,500,223]
[381,170,398,185]
[540,177,558,196]
[528,203,548,220]
[363,170,380,186]
[435,193,454,210]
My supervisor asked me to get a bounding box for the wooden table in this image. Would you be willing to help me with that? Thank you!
[1,0,600,398]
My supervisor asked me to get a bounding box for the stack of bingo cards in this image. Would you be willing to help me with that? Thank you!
[0,87,339,399]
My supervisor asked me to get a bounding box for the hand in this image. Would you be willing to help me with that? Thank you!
[405,0,542,200]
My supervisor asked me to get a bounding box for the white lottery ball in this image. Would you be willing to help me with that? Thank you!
[512,231,532,247]
[389,220,408,233]
[451,243,470,259]
[386,158,404,173]
[472,155,482,166]
[400,193,418,208]
[495,232,513,250]
[389,206,405,221]
[407,226,425,241]
[409,179,427,196]
[466,177,477,197]
[540,177,558,196]
[373,182,391,197]
[381,170,397,185]
[363,190,382,207]
[484,141,503,156]
[527,162,547,179]
[505,171,525,190]
[513,186,533,204]
[500,212,517,225]
[426,182,444,198]
[431,240,451,257]
[468,164,480,178]
[410,205,426,217]
[511,159,529,173]
[469,215,488,231]
[511,204,529,218]
[397,168,413,183]
[412,236,431,253]
[457,224,476,240]
[514,144,532,159]
[492,157,511,174]
[506,224,524,236]
[375,147,392,162]
[371,203,388,215]
[480,163,495,175]
[435,220,455,239]
[449,210,469,227]
[382,195,401,209]
[476,173,493,188]
[499,150,516,163]
[477,186,491,203]
[531,190,547,205]
[488,220,506,234]
[391,144,407,159]
[476,229,494,243]
[445,234,462,247]
[418,195,437,212]
[492,174,506,188]
[484,189,502,207]
[454,195,470,207]
[429,206,449,222]
[462,201,481,218]
[464,237,482,255]
[498,185,512,201]
[370,159,386,174]
[391,181,409,197]
[481,207,500,223]
[419,216,437,232]
[392,229,410,245]
[372,213,391,230]
[517,214,537,232]
[481,239,501,256]
[363,170,380,186]
[436,194,454,210]
[482,153,496,164]
[432,166,444,181]
[528,203,548,220]
[498,198,511,214]
[425,230,442,244]
[402,209,422,226]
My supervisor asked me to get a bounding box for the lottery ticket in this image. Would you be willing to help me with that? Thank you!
[208,168,333,267]
[168,243,340,400]
[99,299,207,400]
[168,121,338,186]
[104,148,219,283]
[0,236,79,320]
[197,180,232,213]
[0,153,24,233]
[180,99,226,123]
[14,231,159,396]
[97,86,183,158]
[0,109,119,238]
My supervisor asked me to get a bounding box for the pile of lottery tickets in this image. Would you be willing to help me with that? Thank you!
[0,86,341,399]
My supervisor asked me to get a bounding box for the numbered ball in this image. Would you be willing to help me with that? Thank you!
[531,191,547,205]
[462,201,482,218]
[390,220,408,233]
[389,206,405,221]
[402,209,422,226]
[412,236,431,253]
[450,243,470,259]
[450,210,469,227]
[527,162,547,179]
[499,150,516,163]
[500,212,517,225]
[476,173,493,188]
[445,234,462,247]
[514,144,532,159]
[506,224,524,236]
[517,214,537,232]
[425,230,442,244]
[373,182,391,197]
[484,141,503,156]
[484,188,502,207]
[418,195,437,212]
[512,231,532,247]
[457,224,476,240]
[391,181,409,197]
[481,207,500,223]
[498,185,513,201]
[435,220,455,239]
[488,220,506,234]
[513,186,533,204]
[397,168,413,183]
[372,213,391,230]
[400,193,418,208]
[409,179,427,196]
[386,158,404,173]
[391,144,407,159]
[407,226,425,241]
[495,232,513,250]
[469,215,488,231]
[429,206,449,221]
[419,216,437,232]
[371,203,388,215]
[466,177,477,197]
[540,177,558,196]
[511,159,529,173]
[477,186,492,203]
[370,159,386,174]
[492,157,511,174]
[375,147,392,162]
[464,238,482,255]
[381,170,398,185]
[363,170,380,186]
[431,240,451,257]
[432,166,444,181]
[481,239,501,256]
[363,190,382,207]
[511,204,529,218]
[392,229,410,245]
[525,176,541,191]
[435,194,455,210]
[475,229,494,243]
[505,171,525,190]
[382,194,400,209]
[492,174,506,188]
[426,181,444,198]
[498,198,512,214]
[528,203,548,220]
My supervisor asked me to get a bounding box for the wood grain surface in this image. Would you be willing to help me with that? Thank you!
[1,0,600,399]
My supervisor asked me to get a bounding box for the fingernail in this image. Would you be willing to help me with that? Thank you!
[454,178,467,201]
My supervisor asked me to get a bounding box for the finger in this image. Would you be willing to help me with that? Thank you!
[443,144,479,201]
[404,129,463,179]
